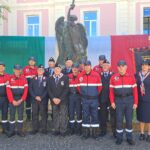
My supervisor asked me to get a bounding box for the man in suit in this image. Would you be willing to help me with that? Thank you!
[99,60,116,137]
[29,65,48,134]
[44,57,55,77]
[62,57,73,75]
[47,63,69,136]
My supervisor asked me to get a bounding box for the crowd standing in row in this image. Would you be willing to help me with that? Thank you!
[0,55,150,146]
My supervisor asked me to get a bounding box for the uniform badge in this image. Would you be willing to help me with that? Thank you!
[114,76,119,81]
[79,77,83,82]
[43,81,46,87]
[61,81,64,86]
[26,68,29,73]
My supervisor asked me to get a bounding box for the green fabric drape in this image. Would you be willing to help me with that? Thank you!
[0,36,45,74]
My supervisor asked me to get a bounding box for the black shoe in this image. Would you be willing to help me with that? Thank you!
[17,131,25,137]
[52,131,60,136]
[127,139,135,145]
[41,129,47,135]
[99,131,106,137]
[81,128,90,140]
[30,130,38,135]
[146,135,150,142]
[139,134,145,141]
[116,139,123,145]
[7,131,16,138]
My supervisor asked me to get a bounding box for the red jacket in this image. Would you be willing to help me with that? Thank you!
[68,73,79,94]
[109,73,138,105]
[22,66,37,79]
[0,73,10,96]
[6,74,28,103]
[77,70,102,98]
[93,65,103,74]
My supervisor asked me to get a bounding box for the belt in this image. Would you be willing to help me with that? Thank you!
[81,95,98,100]
[115,93,132,98]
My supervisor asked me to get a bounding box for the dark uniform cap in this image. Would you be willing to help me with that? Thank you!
[141,59,149,65]
[49,57,55,62]
[55,63,62,68]
[38,64,44,69]
[99,55,106,61]
[0,61,5,66]
[14,64,22,70]
[103,59,110,64]
[72,63,79,68]
[117,60,127,66]
[29,56,36,61]
[84,60,91,66]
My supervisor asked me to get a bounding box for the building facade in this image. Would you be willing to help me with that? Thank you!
[0,0,150,36]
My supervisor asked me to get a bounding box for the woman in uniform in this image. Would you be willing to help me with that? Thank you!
[135,59,150,142]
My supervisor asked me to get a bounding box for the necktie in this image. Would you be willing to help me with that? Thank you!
[55,77,59,85]
[38,76,42,86]
[104,72,108,78]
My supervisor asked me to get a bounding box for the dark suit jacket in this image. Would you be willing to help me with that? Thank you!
[47,73,69,104]
[29,76,48,102]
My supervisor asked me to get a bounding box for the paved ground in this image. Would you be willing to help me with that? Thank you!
[0,131,150,150]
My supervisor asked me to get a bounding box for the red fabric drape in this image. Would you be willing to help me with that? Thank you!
[111,35,149,74]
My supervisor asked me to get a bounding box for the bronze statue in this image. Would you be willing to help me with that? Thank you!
[55,0,88,64]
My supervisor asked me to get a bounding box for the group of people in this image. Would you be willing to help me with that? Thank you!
[0,55,150,146]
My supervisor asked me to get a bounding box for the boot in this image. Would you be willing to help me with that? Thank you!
[2,122,9,134]
[92,128,99,139]
[82,128,90,139]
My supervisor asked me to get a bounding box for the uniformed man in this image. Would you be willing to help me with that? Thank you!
[79,59,85,72]
[93,55,106,74]
[6,65,28,137]
[0,62,10,134]
[23,56,37,121]
[99,60,116,137]
[29,65,48,134]
[110,60,138,145]
[68,63,82,135]
[44,57,55,77]
[47,63,69,136]
[62,57,73,75]
[78,60,102,139]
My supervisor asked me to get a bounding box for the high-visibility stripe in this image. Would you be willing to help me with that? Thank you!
[125,128,133,133]
[69,120,75,123]
[1,120,8,123]
[110,84,136,88]
[132,84,137,88]
[17,120,23,123]
[77,120,82,123]
[26,107,31,110]
[80,83,102,86]
[69,84,78,87]
[91,124,99,127]
[24,84,28,87]
[82,124,91,127]
[116,129,123,133]
[26,75,34,78]
[9,121,16,124]
[10,86,25,89]
[0,83,8,86]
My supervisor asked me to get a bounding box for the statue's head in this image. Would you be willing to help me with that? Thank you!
[69,15,78,22]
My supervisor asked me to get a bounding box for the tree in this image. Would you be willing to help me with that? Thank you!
[0,5,10,20]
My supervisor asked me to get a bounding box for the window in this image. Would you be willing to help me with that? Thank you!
[27,15,40,36]
[83,11,97,36]
[143,8,150,34]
